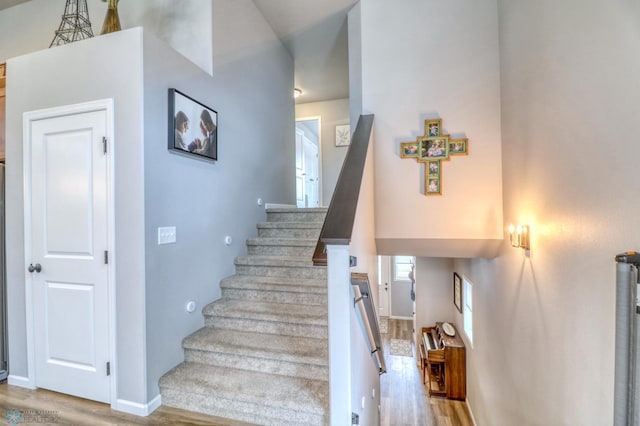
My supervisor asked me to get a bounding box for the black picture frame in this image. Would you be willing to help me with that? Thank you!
[168,88,218,161]
[453,272,463,313]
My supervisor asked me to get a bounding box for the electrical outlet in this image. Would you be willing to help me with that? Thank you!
[158,226,176,244]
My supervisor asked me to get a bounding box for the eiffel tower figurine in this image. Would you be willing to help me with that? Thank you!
[50,0,94,47]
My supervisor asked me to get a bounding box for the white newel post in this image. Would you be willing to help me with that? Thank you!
[327,244,352,425]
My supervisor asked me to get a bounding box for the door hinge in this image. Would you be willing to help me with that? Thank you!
[106,362,111,376]
[102,137,108,155]
[104,250,109,265]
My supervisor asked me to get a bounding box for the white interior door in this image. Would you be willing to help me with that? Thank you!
[295,129,306,207]
[303,137,319,207]
[27,107,111,403]
[378,256,390,317]
[295,118,322,208]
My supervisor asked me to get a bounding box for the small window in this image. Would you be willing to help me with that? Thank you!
[463,277,473,345]
[393,256,414,281]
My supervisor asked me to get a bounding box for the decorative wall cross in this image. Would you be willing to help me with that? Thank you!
[400,118,469,195]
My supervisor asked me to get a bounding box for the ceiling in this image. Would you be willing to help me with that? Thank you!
[1,0,356,104]
[252,0,358,104]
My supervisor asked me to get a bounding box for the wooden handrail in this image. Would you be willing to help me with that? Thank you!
[313,114,374,266]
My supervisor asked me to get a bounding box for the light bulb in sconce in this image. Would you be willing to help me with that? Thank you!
[293,88,302,98]
[509,224,530,250]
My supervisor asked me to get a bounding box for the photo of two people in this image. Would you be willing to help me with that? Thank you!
[169,89,218,161]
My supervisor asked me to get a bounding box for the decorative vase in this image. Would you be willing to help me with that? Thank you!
[100,0,121,35]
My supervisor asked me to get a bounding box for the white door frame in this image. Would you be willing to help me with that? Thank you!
[22,99,117,405]
[295,116,323,207]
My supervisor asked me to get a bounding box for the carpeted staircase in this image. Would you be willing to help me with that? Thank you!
[159,207,329,425]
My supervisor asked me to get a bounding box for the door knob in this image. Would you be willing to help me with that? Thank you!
[28,263,42,273]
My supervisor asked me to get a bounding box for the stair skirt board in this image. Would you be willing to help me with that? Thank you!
[159,208,330,424]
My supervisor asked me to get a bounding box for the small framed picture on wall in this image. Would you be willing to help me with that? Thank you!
[453,272,463,313]
[335,124,350,146]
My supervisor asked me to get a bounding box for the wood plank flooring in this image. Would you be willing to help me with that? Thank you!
[0,384,251,425]
[0,318,473,425]
[380,318,474,426]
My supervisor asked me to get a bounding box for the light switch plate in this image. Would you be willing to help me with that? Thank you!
[158,226,176,244]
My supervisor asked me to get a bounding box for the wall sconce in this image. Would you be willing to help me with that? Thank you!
[509,224,530,250]
[293,88,302,98]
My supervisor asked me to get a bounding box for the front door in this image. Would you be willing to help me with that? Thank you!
[26,105,111,403]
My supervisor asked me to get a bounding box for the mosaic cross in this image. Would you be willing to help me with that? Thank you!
[400,118,469,196]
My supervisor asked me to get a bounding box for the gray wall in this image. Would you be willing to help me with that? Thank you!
[143,0,294,398]
[4,0,294,408]
[6,29,147,405]
[296,99,349,205]
[414,258,455,338]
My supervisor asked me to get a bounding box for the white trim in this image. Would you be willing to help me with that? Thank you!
[295,115,323,207]
[22,109,36,390]
[327,244,352,425]
[22,99,117,403]
[466,397,478,426]
[7,375,35,389]
[112,394,161,417]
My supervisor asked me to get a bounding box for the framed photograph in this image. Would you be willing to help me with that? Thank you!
[453,272,462,313]
[336,124,351,146]
[401,141,420,158]
[427,160,440,176]
[168,88,218,161]
[425,174,441,195]
[424,118,442,137]
[449,138,468,155]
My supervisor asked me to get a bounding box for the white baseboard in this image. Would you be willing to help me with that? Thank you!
[7,375,35,389]
[466,397,478,426]
[112,394,161,417]
[390,315,413,320]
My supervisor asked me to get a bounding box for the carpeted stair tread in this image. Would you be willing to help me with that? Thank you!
[160,362,328,415]
[221,275,326,292]
[183,328,328,366]
[246,237,317,246]
[257,221,324,229]
[266,207,328,213]
[234,255,317,267]
[203,299,327,325]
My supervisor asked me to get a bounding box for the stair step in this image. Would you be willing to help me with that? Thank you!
[257,222,323,238]
[234,256,327,279]
[203,299,327,338]
[160,362,328,425]
[221,274,327,290]
[246,237,317,256]
[183,328,328,380]
[220,275,327,306]
[266,207,327,223]
[221,275,327,306]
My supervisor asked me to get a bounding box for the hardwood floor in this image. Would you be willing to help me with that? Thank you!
[0,319,472,425]
[0,383,251,425]
[380,318,474,426]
